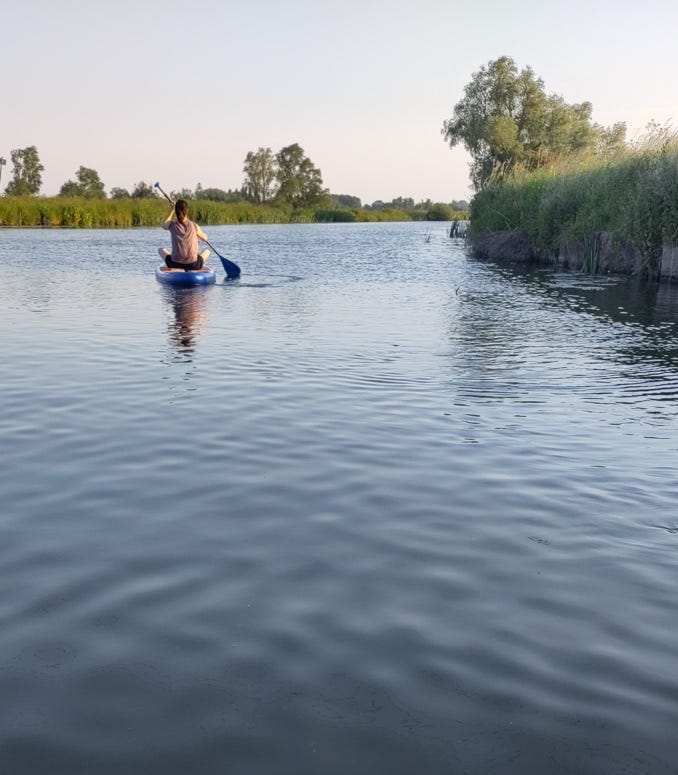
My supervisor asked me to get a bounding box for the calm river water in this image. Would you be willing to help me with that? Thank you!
[1,223,678,774]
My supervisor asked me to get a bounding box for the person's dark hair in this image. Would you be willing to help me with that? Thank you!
[175,199,189,219]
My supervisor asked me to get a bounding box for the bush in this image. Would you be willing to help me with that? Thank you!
[315,209,357,222]
[427,203,454,221]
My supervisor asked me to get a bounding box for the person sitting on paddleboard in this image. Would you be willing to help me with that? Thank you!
[158,199,210,271]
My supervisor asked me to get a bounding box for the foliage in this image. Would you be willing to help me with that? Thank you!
[355,208,411,222]
[364,197,416,211]
[59,181,82,197]
[163,184,245,203]
[0,196,428,227]
[243,147,277,204]
[59,166,106,198]
[360,196,467,221]
[331,194,362,209]
[199,186,245,203]
[274,143,325,209]
[110,187,130,199]
[442,56,627,190]
[0,196,162,227]
[315,209,358,222]
[131,181,157,198]
[0,138,467,227]
[171,187,196,201]
[5,146,44,196]
[469,126,678,265]
[0,196,290,227]
[427,203,455,221]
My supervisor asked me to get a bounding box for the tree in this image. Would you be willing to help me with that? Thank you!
[59,166,106,198]
[59,180,82,197]
[450,200,469,211]
[170,187,195,201]
[131,181,157,198]
[597,122,627,156]
[274,144,325,208]
[243,147,277,204]
[332,194,362,209]
[200,187,245,203]
[391,197,415,210]
[5,146,44,195]
[110,187,130,199]
[442,56,627,189]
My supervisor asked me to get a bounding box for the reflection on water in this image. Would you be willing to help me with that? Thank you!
[162,286,210,354]
[489,263,678,331]
[475,264,678,407]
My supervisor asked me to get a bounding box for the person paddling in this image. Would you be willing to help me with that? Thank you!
[158,199,210,271]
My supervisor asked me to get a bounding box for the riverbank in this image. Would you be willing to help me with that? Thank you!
[0,196,468,228]
[468,132,678,280]
[471,230,678,281]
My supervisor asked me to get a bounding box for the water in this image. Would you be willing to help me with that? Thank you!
[2,223,678,774]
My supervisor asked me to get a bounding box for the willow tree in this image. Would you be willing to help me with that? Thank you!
[442,56,626,189]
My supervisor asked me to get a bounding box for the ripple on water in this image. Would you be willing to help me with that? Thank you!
[1,225,678,774]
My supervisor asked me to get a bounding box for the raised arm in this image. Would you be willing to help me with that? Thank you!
[162,207,175,230]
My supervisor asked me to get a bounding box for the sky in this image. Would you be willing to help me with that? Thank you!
[2,0,676,204]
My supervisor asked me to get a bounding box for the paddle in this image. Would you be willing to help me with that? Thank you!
[154,182,241,279]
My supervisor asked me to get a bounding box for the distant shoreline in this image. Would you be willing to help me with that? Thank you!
[0,197,468,229]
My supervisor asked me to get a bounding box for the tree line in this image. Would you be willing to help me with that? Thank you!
[0,143,467,218]
[1,57,636,215]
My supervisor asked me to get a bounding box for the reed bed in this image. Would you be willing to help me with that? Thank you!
[314,207,469,223]
[0,197,469,228]
[470,130,678,262]
[470,130,678,268]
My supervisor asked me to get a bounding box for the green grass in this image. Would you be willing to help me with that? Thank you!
[469,130,678,266]
[0,197,169,227]
[0,196,469,229]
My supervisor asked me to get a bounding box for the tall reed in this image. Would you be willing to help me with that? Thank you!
[470,129,678,264]
[0,197,467,228]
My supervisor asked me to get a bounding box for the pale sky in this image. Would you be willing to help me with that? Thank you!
[2,0,676,204]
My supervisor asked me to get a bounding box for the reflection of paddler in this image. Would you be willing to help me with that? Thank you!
[169,288,208,350]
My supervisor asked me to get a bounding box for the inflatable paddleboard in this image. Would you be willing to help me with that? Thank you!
[155,265,216,286]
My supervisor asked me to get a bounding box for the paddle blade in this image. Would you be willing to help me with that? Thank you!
[204,239,240,279]
[218,253,241,279]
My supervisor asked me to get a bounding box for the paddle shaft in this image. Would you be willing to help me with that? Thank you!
[154,182,174,205]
